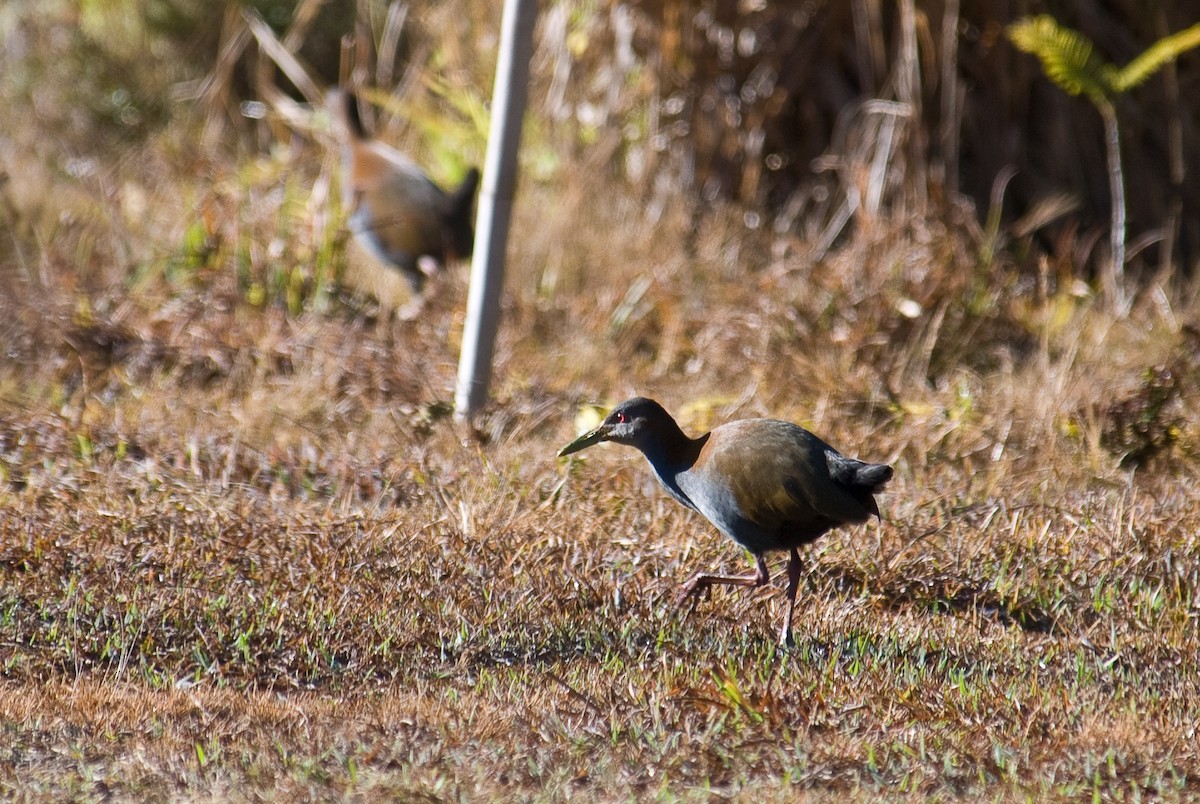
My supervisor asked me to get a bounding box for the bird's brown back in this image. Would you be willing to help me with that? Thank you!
[700,419,883,543]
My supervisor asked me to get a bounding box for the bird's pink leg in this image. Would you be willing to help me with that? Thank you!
[676,554,770,608]
[779,548,803,647]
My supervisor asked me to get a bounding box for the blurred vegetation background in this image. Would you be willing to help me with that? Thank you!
[1,0,1198,471]
[3,0,1197,294]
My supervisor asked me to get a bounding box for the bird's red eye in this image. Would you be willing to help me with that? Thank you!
[614,411,626,423]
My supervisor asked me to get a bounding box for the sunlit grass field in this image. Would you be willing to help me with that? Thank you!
[2,2,1199,799]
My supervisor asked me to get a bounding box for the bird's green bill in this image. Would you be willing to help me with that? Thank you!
[557,425,610,457]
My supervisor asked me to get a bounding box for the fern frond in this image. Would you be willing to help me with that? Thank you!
[1113,22,1200,92]
[1008,15,1114,102]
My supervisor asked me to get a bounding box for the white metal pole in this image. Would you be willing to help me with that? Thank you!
[454,0,537,419]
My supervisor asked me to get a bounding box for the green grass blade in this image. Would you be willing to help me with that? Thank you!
[1113,23,1200,92]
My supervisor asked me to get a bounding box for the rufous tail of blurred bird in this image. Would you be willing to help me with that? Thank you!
[558,397,893,647]
[331,89,479,305]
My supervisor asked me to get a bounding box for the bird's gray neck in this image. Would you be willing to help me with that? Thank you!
[638,432,707,513]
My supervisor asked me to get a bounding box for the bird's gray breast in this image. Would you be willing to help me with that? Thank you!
[673,467,775,554]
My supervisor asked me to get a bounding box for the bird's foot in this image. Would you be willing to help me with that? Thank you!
[675,573,716,608]
[675,570,766,613]
[416,255,442,280]
[397,296,428,321]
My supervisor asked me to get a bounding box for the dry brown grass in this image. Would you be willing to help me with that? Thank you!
[3,1,1200,800]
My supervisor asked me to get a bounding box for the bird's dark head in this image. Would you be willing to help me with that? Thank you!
[557,397,679,457]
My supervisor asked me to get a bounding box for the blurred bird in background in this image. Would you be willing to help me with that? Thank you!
[330,89,479,314]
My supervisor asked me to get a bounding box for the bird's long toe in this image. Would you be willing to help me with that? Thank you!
[675,573,712,609]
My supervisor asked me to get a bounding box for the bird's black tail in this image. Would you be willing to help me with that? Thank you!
[444,167,480,258]
[341,91,368,141]
[827,454,892,489]
[826,453,893,518]
[850,461,893,490]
